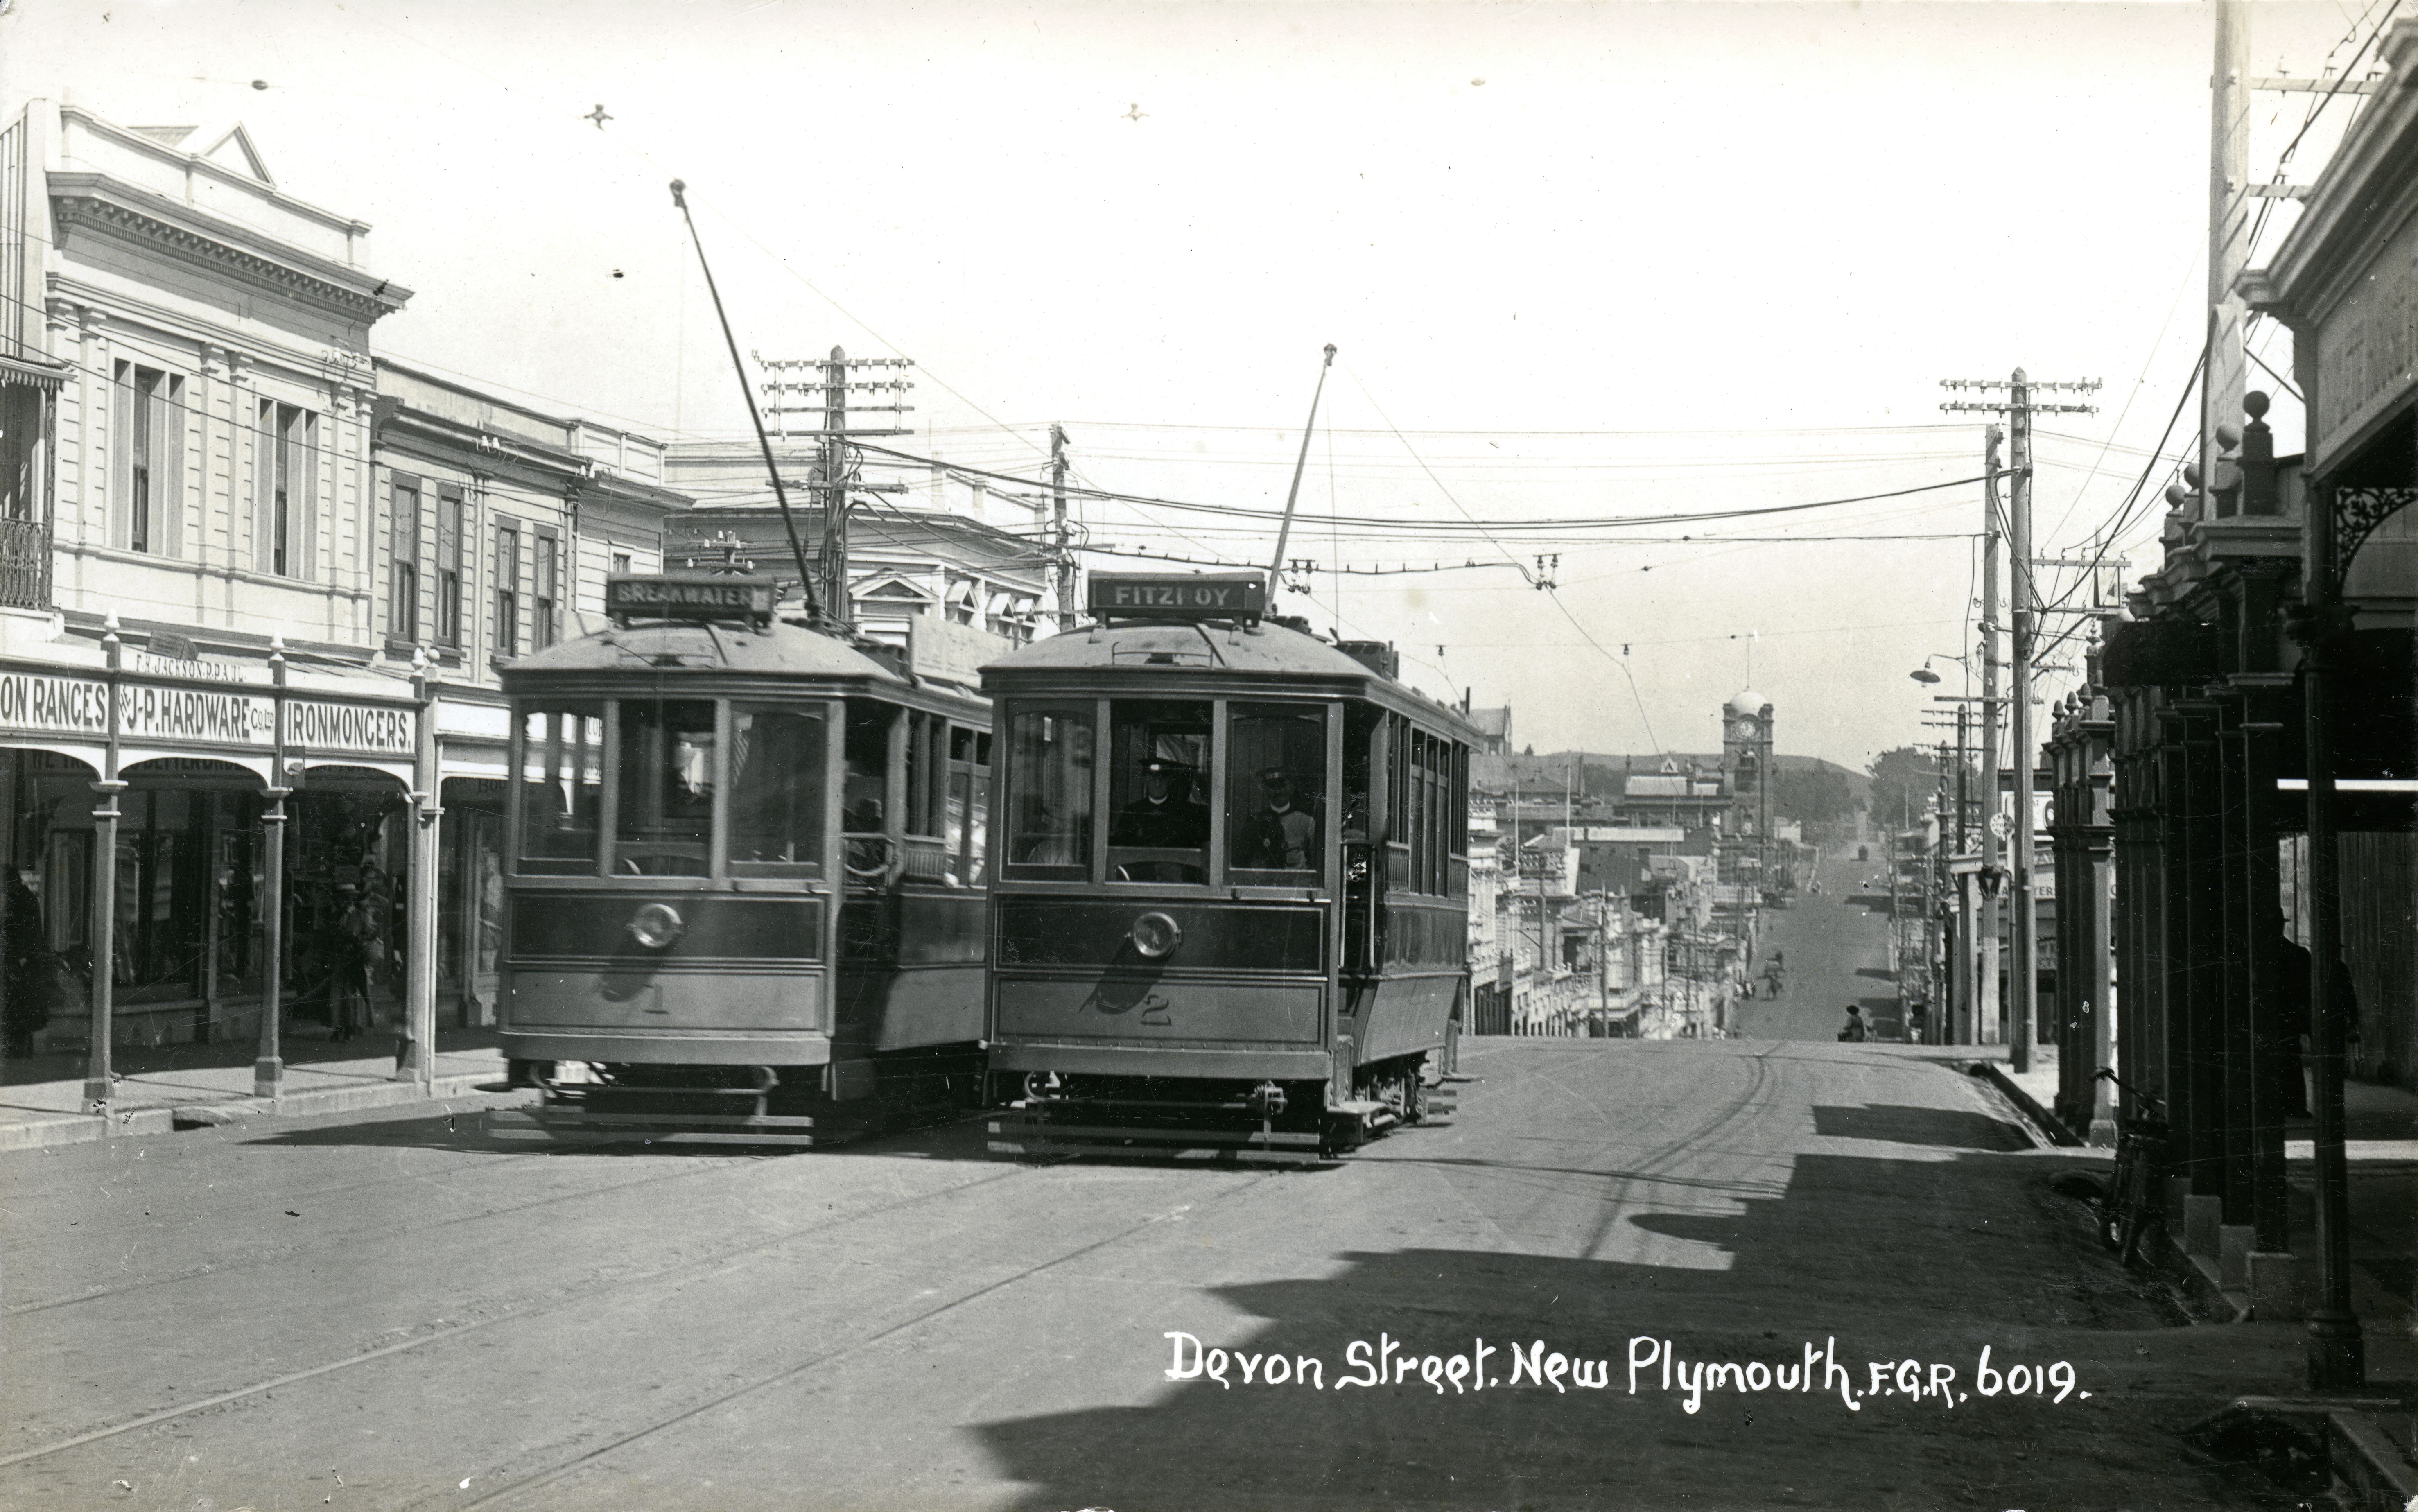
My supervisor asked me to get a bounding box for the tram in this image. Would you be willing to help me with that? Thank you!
[983,571,1477,1163]
[490,572,992,1144]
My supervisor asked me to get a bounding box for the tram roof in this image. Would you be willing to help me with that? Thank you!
[981,619,1481,739]
[501,617,909,685]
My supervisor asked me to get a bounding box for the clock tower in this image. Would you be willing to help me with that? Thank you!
[1722,689,1776,888]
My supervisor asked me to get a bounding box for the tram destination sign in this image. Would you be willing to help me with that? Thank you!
[607,572,777,624]
[1087,572,1267,622]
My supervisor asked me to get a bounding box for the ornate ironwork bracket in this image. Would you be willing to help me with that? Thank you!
[2334,485,2418,583]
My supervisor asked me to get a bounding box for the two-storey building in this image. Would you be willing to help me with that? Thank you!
[0,102,689,1090]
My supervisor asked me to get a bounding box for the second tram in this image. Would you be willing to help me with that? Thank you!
[492,572,992,1144]
[983,572,1476,1162]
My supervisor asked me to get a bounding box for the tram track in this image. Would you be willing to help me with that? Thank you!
[0,1133,1063,1473]
[453,1166,1282,1511]
[3,1141,771,1318]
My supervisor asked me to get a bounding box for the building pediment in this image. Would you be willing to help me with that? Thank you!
[49,173,409,322]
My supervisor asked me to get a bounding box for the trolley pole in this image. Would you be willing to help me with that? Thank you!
[1051,424,1076,632]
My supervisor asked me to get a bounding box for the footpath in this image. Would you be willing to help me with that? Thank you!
[1967,1040,2418,1509]
[0,1028,514,1153]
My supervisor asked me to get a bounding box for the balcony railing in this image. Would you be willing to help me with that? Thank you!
[0,515,50,610]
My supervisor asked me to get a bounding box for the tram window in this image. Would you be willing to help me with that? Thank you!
[516,703,603,875]
[1227,703,1325,883]
[728,705,826,874]
[1441,745,1460,895]
[842,704,890,832]
[842,702,894,880]
[1107,700,1210,884]
[612,699,716,877]
[947,726,992,886]
[1005,707,1092,876]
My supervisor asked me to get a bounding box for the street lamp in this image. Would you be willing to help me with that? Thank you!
[1909,651,1973,685]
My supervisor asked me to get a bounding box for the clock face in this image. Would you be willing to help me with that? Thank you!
[1731,720,1758,739]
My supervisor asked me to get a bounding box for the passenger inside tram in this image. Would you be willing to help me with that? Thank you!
[1106,701,1209,882]
[1111,762,1208,849]
[1226,703,1325,882]
[1236,768,1318,872]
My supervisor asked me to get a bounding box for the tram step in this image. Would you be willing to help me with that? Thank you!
[987,1111,1331,1164]
[483,1107,863,1148]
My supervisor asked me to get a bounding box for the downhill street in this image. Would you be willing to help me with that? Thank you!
[3,1035,2314,1512]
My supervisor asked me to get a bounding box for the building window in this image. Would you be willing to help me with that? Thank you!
[494,523,521,658]
[390,477,421,642]
[532,529,559,650]
[112,362,183,557]
[436,488,465,648]
[611,549,632,576]
[254,399,317,578]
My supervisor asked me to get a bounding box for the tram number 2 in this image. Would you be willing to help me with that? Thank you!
[1081,986,1175,1026]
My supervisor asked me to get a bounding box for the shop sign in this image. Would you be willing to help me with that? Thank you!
[0,671,111,737]
[0,670,413,759]
[285,699,416,759]
[2313,208,2418,460]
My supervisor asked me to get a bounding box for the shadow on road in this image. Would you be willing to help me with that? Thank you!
[237,1107,1003,1162]
[1810,1103,2030,1151]
[970,1142,2302,1512]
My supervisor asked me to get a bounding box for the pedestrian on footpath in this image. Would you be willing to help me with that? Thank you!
[1837,1004,1867,1043]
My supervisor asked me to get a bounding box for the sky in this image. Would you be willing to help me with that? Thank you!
[0,0,2384,770]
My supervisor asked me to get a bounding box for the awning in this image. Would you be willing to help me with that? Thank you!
[0,351,70,391]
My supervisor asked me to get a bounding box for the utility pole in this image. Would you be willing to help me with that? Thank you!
[1051,424,1076,632]
[2009,374,2037,1075]
[757,346,917,636]
[1932,741,1951,1041]
[1955,702,1973,1045]
[1981,425,2004,1046]
[1942,374,2097,1075]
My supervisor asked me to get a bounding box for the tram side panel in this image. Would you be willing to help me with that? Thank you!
[501,891,828,1065]
[833,882,988,1055]
[1349,896,1463,1067]
[987,897,1332,1081]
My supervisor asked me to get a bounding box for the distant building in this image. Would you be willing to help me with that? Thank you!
[660,439,1046,694]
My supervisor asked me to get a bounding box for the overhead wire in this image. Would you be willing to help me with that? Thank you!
[1338,359,1663,754]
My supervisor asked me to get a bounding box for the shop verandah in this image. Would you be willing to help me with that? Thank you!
[0,632,477,1108]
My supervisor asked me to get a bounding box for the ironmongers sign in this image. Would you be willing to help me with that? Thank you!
[0,669,414,760]
[285,698,415,757]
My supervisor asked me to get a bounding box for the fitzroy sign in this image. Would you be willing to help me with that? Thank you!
[0,669,414,760]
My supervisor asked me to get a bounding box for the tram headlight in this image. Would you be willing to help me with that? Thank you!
[1130,910,1182,960]
[627,901,685,950]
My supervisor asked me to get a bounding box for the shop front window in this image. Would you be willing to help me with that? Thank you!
[1226,703,1326,883]
[612,699,716,877]
[730,704,826,874]
[111,787,209,1003]
[1107,699,1210,884]
[516,703,603,875]
[1005,707,1092,877]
